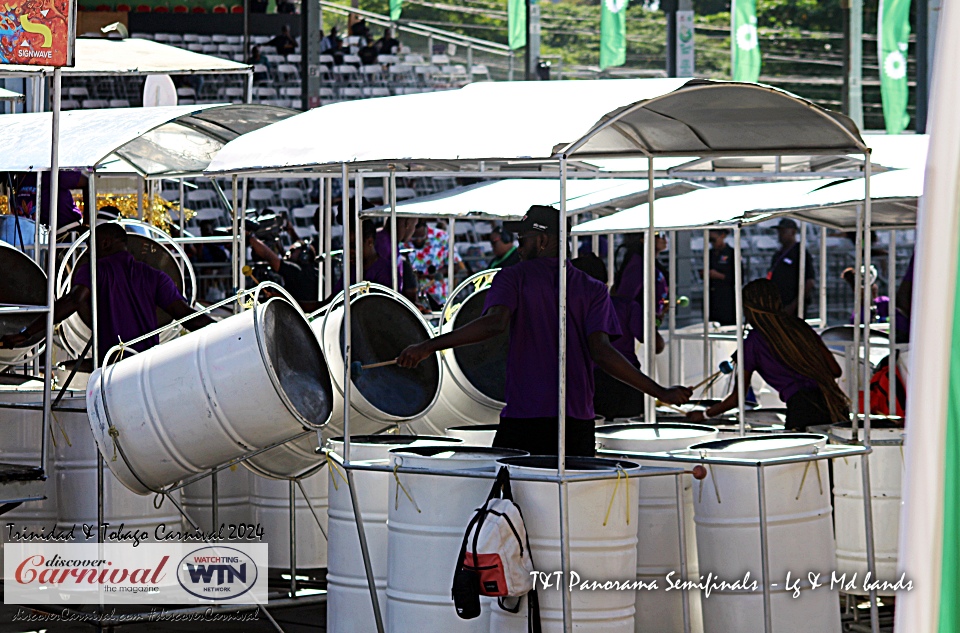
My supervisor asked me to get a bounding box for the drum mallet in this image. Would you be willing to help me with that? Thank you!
[351,359,398,379]
[241,265,260,285]
[690,359,735,392]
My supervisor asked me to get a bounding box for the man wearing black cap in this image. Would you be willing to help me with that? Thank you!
[398,205,691,456]
[767,218,815,316]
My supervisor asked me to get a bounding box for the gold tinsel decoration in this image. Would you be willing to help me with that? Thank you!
[74,193,196,235]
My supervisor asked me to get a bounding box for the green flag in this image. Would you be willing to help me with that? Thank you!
[600,0,629,70]
[508,0,526,50]
[390,0,401,22]
[878,0,911,134]
[731,0,760,82]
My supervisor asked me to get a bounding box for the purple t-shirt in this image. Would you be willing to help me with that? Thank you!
[742,329,819,403]
[610,295,643,367]
[14,171,84,228]
[483,257,621,420]
[849,296,909,333]
[332,254,400,295]
[617,253,668,318]
[73,251,185,361]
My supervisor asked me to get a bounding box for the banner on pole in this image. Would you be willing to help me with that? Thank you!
[676,10,695,76]
[878,0,911,134]
[731,0,760,82]
[390,0,401,22]
[600,0,629,70]
[0,0,77,67]
[508,0,526,50]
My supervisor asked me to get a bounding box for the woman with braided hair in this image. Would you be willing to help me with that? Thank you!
[688,278,849,430]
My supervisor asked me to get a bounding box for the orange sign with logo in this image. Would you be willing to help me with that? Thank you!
[0,0,76,66]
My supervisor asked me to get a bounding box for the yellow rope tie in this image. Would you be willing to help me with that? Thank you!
[108,427,120,462]
[328,458,347,492]
[796,461,814,500]
[622,466,630,526]
[814,460,823,496]
[708,464,721,504]
[697,452,707,504]
[393,462,420,513]
[154,493,165,510]
[603,467,624,527]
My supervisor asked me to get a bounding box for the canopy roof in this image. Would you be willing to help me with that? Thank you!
[0,39,251,77]
[362,178,700,220]
[0,104,295,176]
[572,168,921,234]
[206,78,867,175]
[571,179,835,234]
[0,88,23,102]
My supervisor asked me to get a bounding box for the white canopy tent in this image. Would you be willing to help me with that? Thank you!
[0,104,295,176]
[362,178,701,219]
[0,88,23,102]
[0,38,251,78]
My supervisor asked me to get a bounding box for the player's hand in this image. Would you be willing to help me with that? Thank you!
[686,410,707,423]
[397,342,431,368]
[660,385,693,406]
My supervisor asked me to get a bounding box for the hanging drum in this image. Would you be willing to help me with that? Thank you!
[56,221,197,366]
[87,296,333,495]
[314,283,442,437]
[410,269,507,435]
[0,242,47,366]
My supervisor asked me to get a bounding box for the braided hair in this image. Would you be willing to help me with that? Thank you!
[742,279,849,422]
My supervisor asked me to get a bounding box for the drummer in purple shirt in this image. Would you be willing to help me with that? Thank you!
[398,206,691,456]
[688,278,848,430]
[331,219,402,296]
[1,223,214,364]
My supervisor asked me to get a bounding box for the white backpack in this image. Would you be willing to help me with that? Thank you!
[453,467,541,630]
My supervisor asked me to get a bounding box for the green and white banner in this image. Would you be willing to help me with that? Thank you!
[731,0,760,82]
[878,0,912,134]
[894,3,960,632]
[390,0,402,22]
[508,0,526,50]
[600,0,629,70]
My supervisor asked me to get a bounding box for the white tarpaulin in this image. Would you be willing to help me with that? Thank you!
[571,179,834,234]
[0,88,23,102]
[0,39,251,76]
[0,104,294,175]
[206,79,866,175]
[362,178,700,219]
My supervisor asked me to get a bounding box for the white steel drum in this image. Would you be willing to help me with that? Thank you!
[0,243,47,366]
[87,297,332,495]
[492,456,642,633]
[314,285,442,437]
[444,424,499,447]
[689,434,841,633]
[252,470,328,570]
[411,270,506,435]
[829,422,904,594]
[57,227,196,363]
[385,446,527,633]
[326,435,461,633]
[596,423,719,633]
[0,378,62,573]
[54,393,181,539]
[181,465,252,533]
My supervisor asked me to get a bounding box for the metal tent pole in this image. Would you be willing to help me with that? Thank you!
[317,177,325,301]
[668,229,677,384]
[354,174,363,282]
[675,474,691,633]
[757,463,773,633]
[734,224,746,435]
[557,154,573,632]
[820,226,828,326]
[231,175,240,313]
[888,229,897,415]
[448,218,456,299]
[851,200,864,436]
[645,159,656,423]
[797,220,808,319]
[324,176,333,298]
[390,171,398,292]
[179,178,186,236]
[702,229,710,396]
[606,232,615,289]
[239,177,248,295]
[289,479,298,596]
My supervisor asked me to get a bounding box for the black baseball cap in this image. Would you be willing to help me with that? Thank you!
[772,218,798,230]
[503,205,560,236]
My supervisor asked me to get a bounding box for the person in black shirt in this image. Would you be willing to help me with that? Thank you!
[266,25,297,56]
[766,218,814,316]
[707,228,736,325]
[248,234,318,303]
[374,28,400,55]
[488,225,520,269]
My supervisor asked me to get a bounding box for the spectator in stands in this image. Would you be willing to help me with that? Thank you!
[277,0,296,13]
[406,220,465,310]
[247,45,271,82]
[350,18,370,44]
[12,169,88,231]
[488,225,520,269]
[376,217,418,305]
[321,26,342,54]
[375,28,400,55]
[250,0,267,12]
[358,42,378,65]
[267,25,297,56]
